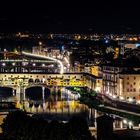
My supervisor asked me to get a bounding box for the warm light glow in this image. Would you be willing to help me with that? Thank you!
[128,98,133,102]
[95,87,101,92]
[119,96,124,100]
[123,119,127,124]
[39,41,42,46]
[12,63,15,66]
[137,100,140,104]
[128,121,133,126]
[113,95,116,99]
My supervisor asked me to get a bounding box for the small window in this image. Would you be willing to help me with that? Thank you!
[127,77,129,80]
[133,88,136,92]
[127,82,129,85]
[127,89,129,92]
[134,77,136,80]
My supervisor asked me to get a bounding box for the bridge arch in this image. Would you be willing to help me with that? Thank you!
[25,85,50,101]
[0,86,14,98]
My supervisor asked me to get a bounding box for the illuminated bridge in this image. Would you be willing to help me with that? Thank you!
[0,51,102,102]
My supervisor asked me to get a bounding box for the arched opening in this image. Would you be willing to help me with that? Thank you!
[28,78,34,84]
[35,79,40,84]
[25,86,50,101]
[0,87,13,99]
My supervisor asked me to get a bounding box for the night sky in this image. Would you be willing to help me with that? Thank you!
[0,0,140,33]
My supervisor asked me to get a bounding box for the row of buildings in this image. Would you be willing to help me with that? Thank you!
[88,54,140,103]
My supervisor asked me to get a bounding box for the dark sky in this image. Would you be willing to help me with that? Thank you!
[0,0,140,33]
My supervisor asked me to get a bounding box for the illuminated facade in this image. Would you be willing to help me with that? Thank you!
[119,70,140,103]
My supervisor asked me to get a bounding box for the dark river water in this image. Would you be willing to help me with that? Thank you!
[0,87,139,129]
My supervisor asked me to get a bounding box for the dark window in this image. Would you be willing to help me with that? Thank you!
[133,88,136,92]
[127,77,129,80]
[134,82,136,85]
[134,77,136,80]
[127,89,129,92]
[127,82,129,85]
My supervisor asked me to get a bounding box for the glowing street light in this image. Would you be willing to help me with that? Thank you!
[32,63,36,66]
[12,62,16,66]
[128,98,133,103]
[113,95,116,99]
[128,121,133,127]
[137,100,140,104]
[123,119,127,124]
[119,96,124,100]
[2,63,6,66]
[109,93,112,97]
[39,41,42,46]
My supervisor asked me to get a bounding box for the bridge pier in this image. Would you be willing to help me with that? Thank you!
[15,86,21,101]
[42,86,45,101]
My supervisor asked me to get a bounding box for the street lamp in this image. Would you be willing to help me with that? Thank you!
[12,62,16,66]
[39,41,42,46]
[128,98,133,103]
[2,63,6,66]
[32,63,36,66]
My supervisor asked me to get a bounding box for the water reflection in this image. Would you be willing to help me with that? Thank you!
[16,88,89,121]
[1,87,140,129]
